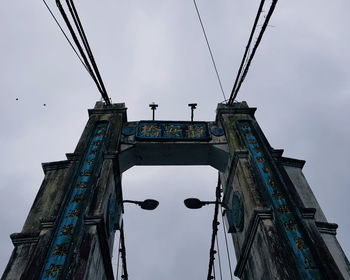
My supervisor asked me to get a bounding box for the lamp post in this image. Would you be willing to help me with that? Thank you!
[118,199,159,280]
[123,199,159,210]
[183,194,224,280]
[184,198,224,209]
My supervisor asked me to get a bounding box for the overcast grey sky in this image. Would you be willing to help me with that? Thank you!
[1,0,350,279]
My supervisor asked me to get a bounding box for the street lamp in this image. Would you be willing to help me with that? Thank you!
[184,198,223,209]
[123,199,159,210]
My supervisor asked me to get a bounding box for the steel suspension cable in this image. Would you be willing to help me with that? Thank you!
[55,1,103,91]
[42,0,90,75]
[220,206,234,280]
[192,0,227,102]
[54,0,111,105]
[119,221,129,280]
[66,0,110,103]
[229,0,265,103]
[207,175,222,280]
[116,233,121,279]
[229,0,278,104]
[215,234,223,280]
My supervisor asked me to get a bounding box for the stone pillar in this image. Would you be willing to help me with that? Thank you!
[217,102,350,279]
[2,102,126,280]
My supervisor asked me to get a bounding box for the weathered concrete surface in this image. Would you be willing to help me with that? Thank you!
[2,101,350,280]
[217,102,350,279]
[2,102,126,280]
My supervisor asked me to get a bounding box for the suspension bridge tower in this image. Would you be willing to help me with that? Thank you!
[2,101,350,279]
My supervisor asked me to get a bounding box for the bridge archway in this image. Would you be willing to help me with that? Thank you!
[118,121,229,173]
[3,102,348,280]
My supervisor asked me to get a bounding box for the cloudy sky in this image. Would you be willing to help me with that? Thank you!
[1,0,350,279]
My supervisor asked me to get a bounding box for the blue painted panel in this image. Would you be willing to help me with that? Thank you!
[210,127,225,137]
[122,126,136,136]
[136,121,210,141]
[225,191,244,233]
[40,123,108,279]
[238,122,321,279]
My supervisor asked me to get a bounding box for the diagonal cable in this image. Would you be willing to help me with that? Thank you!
[193,0,227,102]
[215,234,223,280]
[220,206,234,280]
[66,0,110,102]
[55,0,103,92]
[229,0,265,103]
[207,175,222,280]
[42,0,91,75]
[229,0,278,104]
[116,233,121,279]
[119,221,129,280]
[51,0,111,105]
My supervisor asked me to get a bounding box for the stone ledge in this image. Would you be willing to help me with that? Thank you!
[40,216,57,229]
[104,152,118,160]
[84,215,104,226]
[42,160,71,174]
[216,105,257,118]
[300,207,316,219]
[234,208,273,277]
[316,221,338,235]
[271,149,284,158]
[10,231,40,245]
[280,157,306,169]
[88,103,127,117]
[65,153,81,161]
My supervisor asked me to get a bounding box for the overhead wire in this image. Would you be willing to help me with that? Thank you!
[116,233,121,279]
[42,0,90,74]
[192,0,227,102]
[66,0,109,100]
[220,206,234,280]
[229,0,278,104]
[119,221,129,280]
[215,234,223,280]
[229,0,265,103]
[213,261,216,280]
[55,0,105,95]
[207,175,222,280]
[46,0,111,104]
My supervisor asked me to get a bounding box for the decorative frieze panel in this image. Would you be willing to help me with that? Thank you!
[135,121,210,141]
[40,123,108,279]
[238,121,321,279]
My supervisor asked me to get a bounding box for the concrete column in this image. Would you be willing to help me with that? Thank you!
[217,102,350,279]
[2,102,126,280]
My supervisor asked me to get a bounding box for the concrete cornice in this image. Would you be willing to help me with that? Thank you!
[88,103,127,117]
[216,102,257,117]
[300,208,316,219]
[316,221,338,235]
[42,160,71,174]
[271,149,284,158]
[280,157,306,169]
[65,153,81,161]
[10,232,40,245]
[40,216,57,229]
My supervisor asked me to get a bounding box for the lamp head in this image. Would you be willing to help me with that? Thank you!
[139,199,159,210]
[184,198,205,209]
